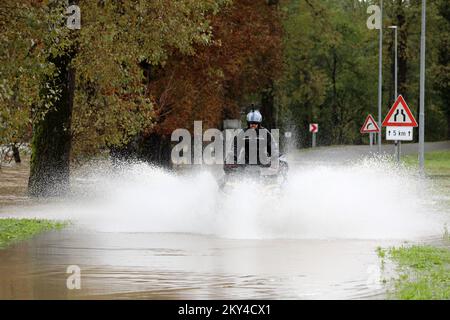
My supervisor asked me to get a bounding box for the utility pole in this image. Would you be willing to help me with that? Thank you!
[377,0,383,153]
[419,0,426,174]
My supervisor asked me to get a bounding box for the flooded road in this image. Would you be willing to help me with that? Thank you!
[1,143,449,299]
[0,228,397,299]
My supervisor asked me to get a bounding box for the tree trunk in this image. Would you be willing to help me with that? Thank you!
[261,80,276,129]
[436,1,450,139]
[12,144,21,163]
[331,49,340,144]
[28,52,76,197]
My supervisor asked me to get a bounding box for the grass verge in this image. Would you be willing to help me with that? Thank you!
[0,218,68,248]
[403,150,450,176]
[378,244,450,300]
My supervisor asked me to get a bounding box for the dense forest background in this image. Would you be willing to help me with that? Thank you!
[279,0,449,147]
[0,0,449,195]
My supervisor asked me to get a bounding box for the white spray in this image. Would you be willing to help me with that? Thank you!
[3,157,447,240]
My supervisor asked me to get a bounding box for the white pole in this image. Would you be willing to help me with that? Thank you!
[395,27,401,162]
[419,0,426,173]
[389,26,399,162]
[394,27,398,101]
[378,0,383,153]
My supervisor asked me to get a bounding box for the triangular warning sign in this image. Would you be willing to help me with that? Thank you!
[382,95,418,127]
[360,114,380,133]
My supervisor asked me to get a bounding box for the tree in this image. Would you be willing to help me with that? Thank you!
[277,0,449,146]
[278,0,377,146]
[0,0,43,167]
[70,0,230,159]
[430,0,450,139]
[120,0,283,165]
[1,0,229,195]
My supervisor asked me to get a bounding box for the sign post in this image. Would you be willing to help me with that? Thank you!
[382,95,418,160]
[360,114,380,149]
[388,25,399,161]
[309,124,318,148]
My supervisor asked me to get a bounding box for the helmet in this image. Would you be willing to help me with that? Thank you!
[246,110,262,124]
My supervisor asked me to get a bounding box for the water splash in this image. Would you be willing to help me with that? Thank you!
[4,156,447,240]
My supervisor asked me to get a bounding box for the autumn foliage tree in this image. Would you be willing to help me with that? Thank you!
[122,0,283,165]
[1,0,229,195]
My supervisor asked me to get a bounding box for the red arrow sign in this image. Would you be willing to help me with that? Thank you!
[309,123,318,133]
[360,114,380,133]
[382,95,418,127]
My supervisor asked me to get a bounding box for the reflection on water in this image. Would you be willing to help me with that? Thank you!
[0,229,396,299]
[0,157,31,207]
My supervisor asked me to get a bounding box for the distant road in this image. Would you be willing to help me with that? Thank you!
[289,141,450,166]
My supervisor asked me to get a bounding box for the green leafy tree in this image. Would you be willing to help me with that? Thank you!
[0,0,229,195]
[278,0,377,146]
[278,0,449,146]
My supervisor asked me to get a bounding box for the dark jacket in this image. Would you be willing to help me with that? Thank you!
[230,126,277,165]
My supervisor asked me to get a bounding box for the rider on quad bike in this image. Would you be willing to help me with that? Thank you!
[223,109,288,186]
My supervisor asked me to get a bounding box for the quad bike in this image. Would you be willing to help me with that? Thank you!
[219,154,289,194]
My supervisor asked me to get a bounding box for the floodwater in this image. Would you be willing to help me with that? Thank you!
[0,144,449,299]
[0,229,399,299]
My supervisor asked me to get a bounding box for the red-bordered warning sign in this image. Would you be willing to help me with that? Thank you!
[360,114,380,133]
[382,95,418,127]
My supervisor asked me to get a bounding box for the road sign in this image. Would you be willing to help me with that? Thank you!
[284,131,292,138]
[382,95,418,127]
[309,124,318,133]
[386,126,413,141]
[360,114,380,133]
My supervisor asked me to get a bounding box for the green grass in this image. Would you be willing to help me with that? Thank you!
[0,218,68,248]
[403,150,450,176]
[381,151,450,299]
[378,245,450,300]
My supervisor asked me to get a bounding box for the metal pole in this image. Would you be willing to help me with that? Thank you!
[312,133,316,148]
[396,142,400,162]
[369,132,373,149]
[419,0,426,173]
[378,0,383,153]
[394,27,398,99]
[390,26,399,162]
[396,27,401,162]
[396,28,402,162]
